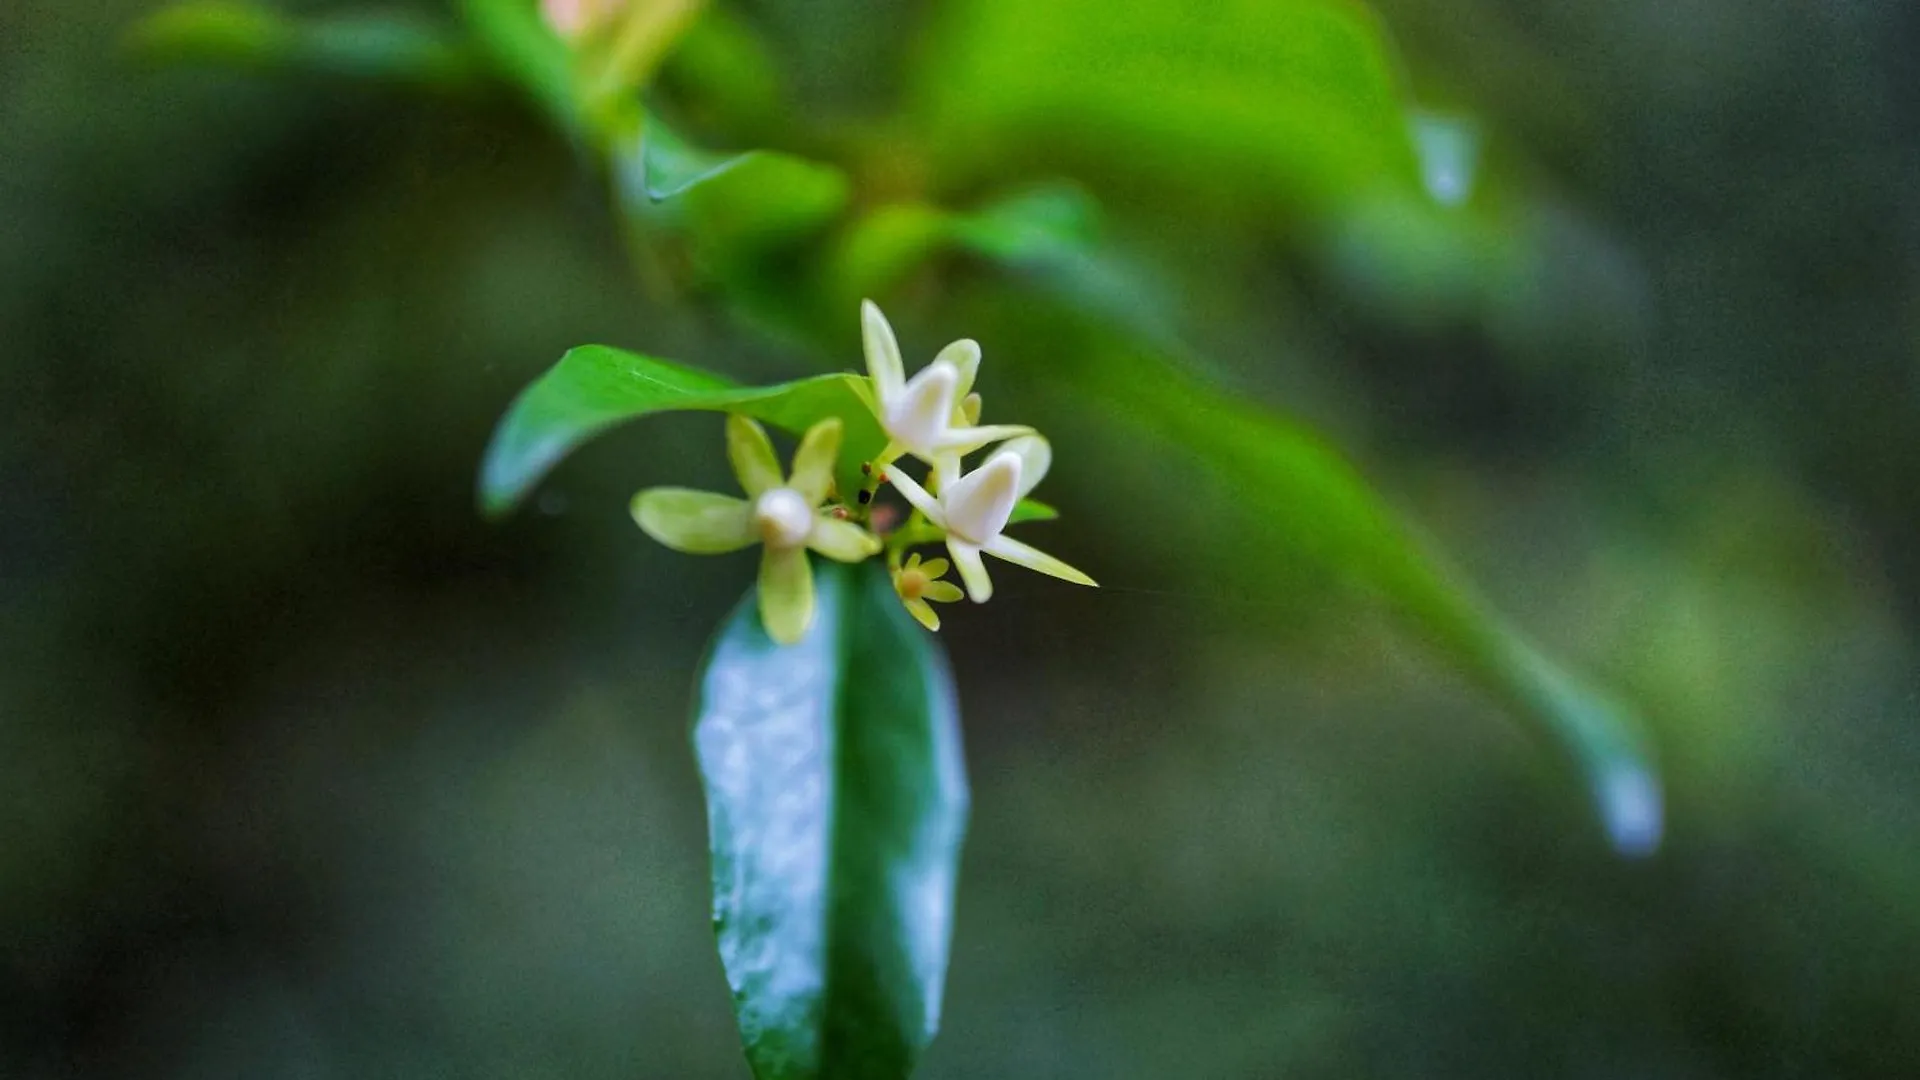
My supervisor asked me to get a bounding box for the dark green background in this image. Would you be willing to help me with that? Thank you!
[5,0,1920,1076]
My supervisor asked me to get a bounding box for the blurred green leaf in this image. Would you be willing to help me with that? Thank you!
[821,203,958,312]
[1076,341,1661,854]
[919,0,1418,209]
[949,184,1101,264]
[826,185,1170,341]
[693,558,966,1080]
[622,111,757,201]
[954,186,1179,344]
[130,2,483,90]
[478,346,884,518]
[612,113,849,300]
[660,4,786,131]
[456,0,582,131]
[679,152,850,259]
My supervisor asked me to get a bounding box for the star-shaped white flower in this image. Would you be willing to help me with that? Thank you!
[883,435,1095,602]
[860,300,1031,483]
[631,415,881,643]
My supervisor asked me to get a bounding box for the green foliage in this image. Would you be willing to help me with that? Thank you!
[477,346,884,518]
[1063,337,1660,853]
[128,1,483,90]
[918,0,1418,208]
[37,0,1920,1072]
[823,185,1157,326]
[624,110,759,201]
[133,5,1665,1077]
[480,345,1057,533]
[693,559,966,1080]
[456,0,583,131]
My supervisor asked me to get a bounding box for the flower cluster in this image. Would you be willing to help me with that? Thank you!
[632,301,1095,642]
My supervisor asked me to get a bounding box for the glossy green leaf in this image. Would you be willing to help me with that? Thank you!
[693,558,967,1080]
[129,2,483,90]
[1074,340,1661,855]
[478,346,884,518]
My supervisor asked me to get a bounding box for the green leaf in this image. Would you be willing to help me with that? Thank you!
[678,152,850,261]
[949,184,1101,265]
[917,0,1418,211]
[611,114,849,307]
[824,186,1169,339]
[621,111,758,202]
[1076,341,1662,855]
[456,0,583,132]
[478,346,885,518]
[659,5,786,130]
[693,558,967,1080]
[954,186,1178,344]
[129,2,483,90]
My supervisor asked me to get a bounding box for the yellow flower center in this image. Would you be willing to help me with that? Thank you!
[896,569,929,600]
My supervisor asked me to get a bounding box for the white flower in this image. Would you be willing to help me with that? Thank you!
[860,300,1031,483]
[631,416,881,643]
[883,435,1095,602]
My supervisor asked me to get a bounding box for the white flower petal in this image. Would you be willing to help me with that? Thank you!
[884,360,960,456]
[947,539,993,603]
[725,415,783,498]
[882,464,945,526]
[861,299,905,402]
[941,450,1020,545]
[985,533,1096,587]
[931,423,1034,455]
[758,545,814,644]
[996,434,1052,499]
[935,338,981,399]
[787,417,842,507]
[631,488,755,553]
[807,516,882,562]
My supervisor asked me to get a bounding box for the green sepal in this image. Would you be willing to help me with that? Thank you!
[1008,498,1058,524]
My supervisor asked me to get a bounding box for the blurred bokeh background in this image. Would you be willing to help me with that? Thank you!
[6,0,1920,1075]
